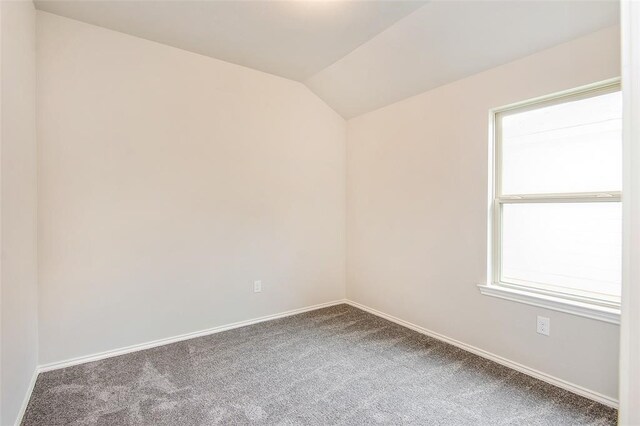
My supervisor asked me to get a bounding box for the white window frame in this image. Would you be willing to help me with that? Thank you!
[479,78,622,324]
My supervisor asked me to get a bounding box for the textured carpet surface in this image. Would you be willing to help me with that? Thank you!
[22,304,617,425]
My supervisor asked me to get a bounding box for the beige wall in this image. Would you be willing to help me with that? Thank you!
[620,1,640,421]
[347,26,621,399]
[37,12,346,365]
[0,0,38,424]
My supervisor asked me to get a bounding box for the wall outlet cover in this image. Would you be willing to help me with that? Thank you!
[537,316,550,336]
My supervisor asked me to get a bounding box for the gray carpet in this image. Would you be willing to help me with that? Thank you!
[22,304,617,425]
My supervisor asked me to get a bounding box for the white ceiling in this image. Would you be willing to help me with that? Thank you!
[35,0,619,119]
[34,0,427,81]
[305,0,620,118]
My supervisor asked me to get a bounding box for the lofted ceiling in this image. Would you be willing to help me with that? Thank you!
[35,0,619,119]
[306,0,620,118]
[34,0,427,81]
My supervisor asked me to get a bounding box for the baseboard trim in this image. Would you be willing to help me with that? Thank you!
[15,366,39,426]
[38,299,347,373]
[28,297,617,420]
[344,299,619,409]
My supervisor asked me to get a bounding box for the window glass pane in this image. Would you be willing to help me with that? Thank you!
[501,202,621,299]
[501,91,622,195]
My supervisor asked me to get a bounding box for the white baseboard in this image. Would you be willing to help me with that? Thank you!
[19,299,346,425]
[38,299,347,373]
[15,367,39,426]
[25,296,617,425]
[344,299,618,409]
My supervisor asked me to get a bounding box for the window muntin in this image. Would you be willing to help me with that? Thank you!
[493,83,622,307]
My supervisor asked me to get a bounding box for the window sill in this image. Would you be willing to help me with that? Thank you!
[478,284,620,324]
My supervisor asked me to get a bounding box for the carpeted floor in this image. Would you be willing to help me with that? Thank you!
[22,304,617,425]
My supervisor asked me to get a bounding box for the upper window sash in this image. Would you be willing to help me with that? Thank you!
[492,79,622,198]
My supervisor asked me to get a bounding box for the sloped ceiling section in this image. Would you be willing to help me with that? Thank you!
[34,0,427,81]
[35,0,619,119]
[305,0,620,118]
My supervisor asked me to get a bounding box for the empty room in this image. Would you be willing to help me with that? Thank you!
[1,0,640,424]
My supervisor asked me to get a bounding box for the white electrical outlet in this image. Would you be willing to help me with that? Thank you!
[253,280,262,293]
[537,316,550,336]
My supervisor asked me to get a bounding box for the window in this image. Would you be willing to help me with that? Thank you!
[480,80,622,323]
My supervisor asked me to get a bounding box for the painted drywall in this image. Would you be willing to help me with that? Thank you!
[619,1,640,422]
[0,0,39,424]
[347,26,621,400]
[37,12,346,365]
